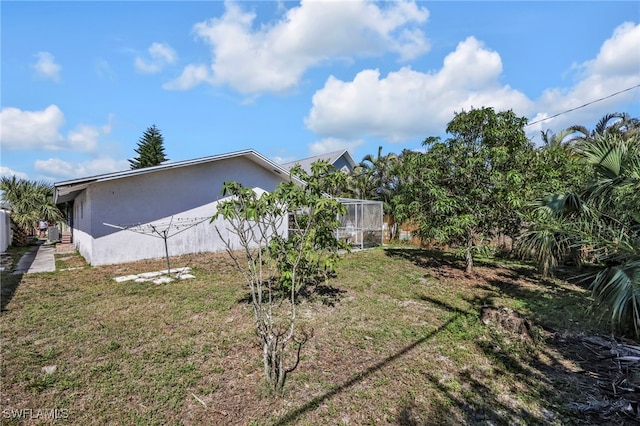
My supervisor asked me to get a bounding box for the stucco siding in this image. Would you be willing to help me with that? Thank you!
[72,190,94,264]
[84,156,287,266]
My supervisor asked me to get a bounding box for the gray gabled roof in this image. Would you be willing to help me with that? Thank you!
[54,149,298,204]
[281,149,357,174]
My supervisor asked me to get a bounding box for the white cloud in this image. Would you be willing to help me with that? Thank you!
[586,21,639,77]
[527,22,640,136]
[169,0,429,94]
[272,155,298,165]
[309,137,365,156]
[0,105,65,150]
[67,125,101,152]
[34,158,76,179]
[0,167,29,180]
[0,105,110,153]
[32,51,61,81]
[135,42,177,74]
[35,157,129,181]
[306,21,640,143]
[163,64,212,90]
[306,37,532,141]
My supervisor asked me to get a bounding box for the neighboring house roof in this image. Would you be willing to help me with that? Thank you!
[54,149,298,204]
[281,149,357,174]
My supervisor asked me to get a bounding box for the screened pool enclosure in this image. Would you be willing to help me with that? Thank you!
[287,197,384,249]
[334,198,384,249]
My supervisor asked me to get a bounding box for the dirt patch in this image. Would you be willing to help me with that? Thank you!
[481,305,535,342]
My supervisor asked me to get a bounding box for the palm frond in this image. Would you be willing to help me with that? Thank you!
[515,215,574,276]
[590,259,640,336]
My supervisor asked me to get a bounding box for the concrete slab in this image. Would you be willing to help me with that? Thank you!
[113,274,139,283]
[13,241,56,274]
[112,267,194,284]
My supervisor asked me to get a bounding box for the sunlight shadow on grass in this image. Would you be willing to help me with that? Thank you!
[1,273,23,311]
[384,247,463,270]
[418,295,474,317]
[400,357,551,424]
[273,316,458,425]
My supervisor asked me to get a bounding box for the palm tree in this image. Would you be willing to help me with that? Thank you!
[523,129,639,334]
[516,212,574,277]
[347,147,401,241]
[518,112,640,335]
[577,132,639,336]
[565,112,640,149]
[0,177,64,246]
[540,128,576,149]
[593,112,640,139]
[515,128,593,273]
[356,146,399,211]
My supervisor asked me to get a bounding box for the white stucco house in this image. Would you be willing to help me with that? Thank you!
[54,150,301,266]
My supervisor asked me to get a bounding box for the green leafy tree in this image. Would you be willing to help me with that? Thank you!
[212,161,348,392]
[394,107,532,273]
[536,128,591,193]
[0,176,63,245]
[129,124,169,169]
[515,130,593,275]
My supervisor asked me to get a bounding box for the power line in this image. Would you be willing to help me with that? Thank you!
[525,84,640,127]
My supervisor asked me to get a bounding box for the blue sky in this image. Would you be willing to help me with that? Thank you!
[1,1,639,183]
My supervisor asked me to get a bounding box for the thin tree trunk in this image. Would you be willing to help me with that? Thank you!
[465,248,474,274]
[465,232,474,274]
[263,338,270,381]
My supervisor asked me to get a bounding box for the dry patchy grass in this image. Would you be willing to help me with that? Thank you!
[0,246,636,425]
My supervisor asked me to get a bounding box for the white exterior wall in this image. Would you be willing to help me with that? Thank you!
[0,210,12,252]
[75,156,287,266]
[73,189,94,263]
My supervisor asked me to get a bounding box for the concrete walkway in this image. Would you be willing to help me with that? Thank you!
[13,240,56,274]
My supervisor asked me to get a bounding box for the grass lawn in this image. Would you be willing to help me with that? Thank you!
[0,245,635,425]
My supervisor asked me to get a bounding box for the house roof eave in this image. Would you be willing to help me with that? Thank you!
[53,149,303,204]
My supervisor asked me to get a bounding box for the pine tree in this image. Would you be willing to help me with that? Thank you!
[129,124,169,169]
